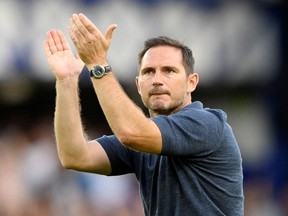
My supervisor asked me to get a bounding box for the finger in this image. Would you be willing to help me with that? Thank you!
[56,30,71,51]
[68,25,79,47]
[105,24,117,45]
[69,15,88,47]
[43,40,52,58]
[46,30,57,54]
[50,30,64,51]
[70,14,90,40]
[78,13,102,36]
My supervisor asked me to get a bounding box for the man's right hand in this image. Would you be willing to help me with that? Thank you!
[43,29,84,81]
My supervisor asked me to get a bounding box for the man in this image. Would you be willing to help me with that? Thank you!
[44,13,244,215]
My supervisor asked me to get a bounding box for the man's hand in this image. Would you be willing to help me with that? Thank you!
[43,29,84,81]
[68,13,117,68]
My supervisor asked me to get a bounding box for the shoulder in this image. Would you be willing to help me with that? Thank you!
[151,101,230,156]
[183,101,227,121]
[153,101,227,128]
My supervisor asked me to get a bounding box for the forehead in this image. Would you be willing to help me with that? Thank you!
[141,46,183,68]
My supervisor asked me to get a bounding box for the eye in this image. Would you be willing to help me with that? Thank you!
[142,69,154,75]
[166,68,175,74]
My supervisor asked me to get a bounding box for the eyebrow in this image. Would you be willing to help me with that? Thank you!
[141,65,178,72]
[162,66,178,70]
[140,67,154,74]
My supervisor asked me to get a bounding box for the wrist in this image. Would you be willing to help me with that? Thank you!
[56,76,79,85]
[87,61,109,71]
[89,64,112,79]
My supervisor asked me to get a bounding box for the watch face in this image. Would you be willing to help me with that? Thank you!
[92,66,105,78]
[90,65,111,79]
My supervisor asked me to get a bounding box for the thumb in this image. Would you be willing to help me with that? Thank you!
[105,24,117,45]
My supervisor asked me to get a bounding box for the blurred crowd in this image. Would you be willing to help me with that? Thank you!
[0,116,143,216]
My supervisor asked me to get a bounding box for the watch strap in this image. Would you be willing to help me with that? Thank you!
[90,65,112,79]
[103,65,112,72]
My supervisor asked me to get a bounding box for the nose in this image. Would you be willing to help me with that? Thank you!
[152,71,163,86]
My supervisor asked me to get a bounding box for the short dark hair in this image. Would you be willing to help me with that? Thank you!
[138,36,195,75]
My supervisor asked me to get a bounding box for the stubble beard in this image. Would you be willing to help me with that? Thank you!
[148,98,185,116]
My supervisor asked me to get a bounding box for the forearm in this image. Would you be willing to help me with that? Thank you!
[54,77,87,168]
[90,72,162,153]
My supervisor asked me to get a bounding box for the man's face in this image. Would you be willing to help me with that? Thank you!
[136,45,198,117]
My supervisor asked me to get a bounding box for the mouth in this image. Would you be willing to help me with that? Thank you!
[149,89,169,97]
[151,92,166,95]
[149,93,169,98]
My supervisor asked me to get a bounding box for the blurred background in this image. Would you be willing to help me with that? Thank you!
[0,0,287,215]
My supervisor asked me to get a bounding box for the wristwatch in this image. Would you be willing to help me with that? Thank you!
[90,65,112,79]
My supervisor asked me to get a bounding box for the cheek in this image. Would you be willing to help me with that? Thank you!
[170,81,189,97]
[137,83,149,97]
[138,86,150,107]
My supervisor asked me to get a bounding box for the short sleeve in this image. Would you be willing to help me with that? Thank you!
[97,135,135,175]
[152,102,227,156]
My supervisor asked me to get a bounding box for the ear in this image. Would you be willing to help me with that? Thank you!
[135,76,141,95]
[187,73,199,93]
